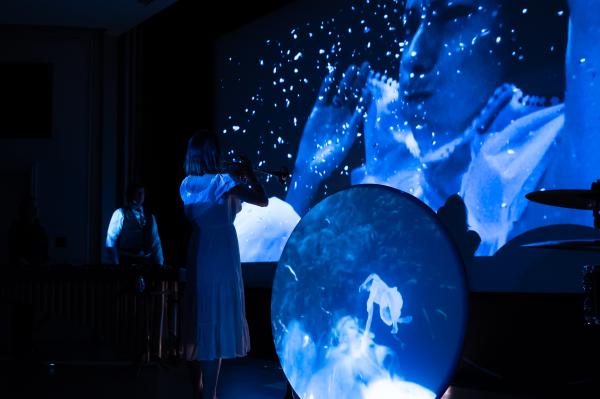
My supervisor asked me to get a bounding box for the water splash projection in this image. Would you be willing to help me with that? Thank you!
[271,185,468,398]
[360,273,413,335]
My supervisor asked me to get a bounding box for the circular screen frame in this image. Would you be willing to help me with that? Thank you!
[271,184,469,398]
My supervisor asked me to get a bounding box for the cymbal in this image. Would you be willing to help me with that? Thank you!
[525,190,600,210]
[522,238,600,252]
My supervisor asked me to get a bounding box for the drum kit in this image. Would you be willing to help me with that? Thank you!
[525,180,600,325]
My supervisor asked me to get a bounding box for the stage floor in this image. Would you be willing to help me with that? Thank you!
[2,356,598,399]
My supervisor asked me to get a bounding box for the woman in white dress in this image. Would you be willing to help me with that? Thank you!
[180,131,268,399]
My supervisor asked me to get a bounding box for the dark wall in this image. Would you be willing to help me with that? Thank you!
[0,27,118,265]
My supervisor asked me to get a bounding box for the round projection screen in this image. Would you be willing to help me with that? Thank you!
[271,185,468,399]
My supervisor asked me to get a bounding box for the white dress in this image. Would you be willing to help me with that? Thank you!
[180,173,250,361]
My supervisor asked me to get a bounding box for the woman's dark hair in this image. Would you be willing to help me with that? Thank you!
[184,130,221,175]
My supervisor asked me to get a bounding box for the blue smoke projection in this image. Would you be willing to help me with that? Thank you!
[218,0,600,263]
[271,185,468,399]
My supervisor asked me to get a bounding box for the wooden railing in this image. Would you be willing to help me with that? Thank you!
[0,265,182,363]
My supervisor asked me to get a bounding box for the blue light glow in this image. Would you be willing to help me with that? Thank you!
[220,0,600,264]
[271,185,468,398]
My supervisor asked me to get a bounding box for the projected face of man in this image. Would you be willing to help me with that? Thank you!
[399,0,506,155]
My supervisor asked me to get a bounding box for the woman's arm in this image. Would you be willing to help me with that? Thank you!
[228,158,269,207]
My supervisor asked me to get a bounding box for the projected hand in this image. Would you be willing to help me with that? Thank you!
[362,73,414,176]
[349,71,423,193]
[364,72,400,154]
[287,62,372,215]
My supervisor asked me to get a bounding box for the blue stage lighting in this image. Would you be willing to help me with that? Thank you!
[272,185,468,398]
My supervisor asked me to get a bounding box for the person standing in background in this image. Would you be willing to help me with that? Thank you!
[106,182,164,266]
[8,196,48,266]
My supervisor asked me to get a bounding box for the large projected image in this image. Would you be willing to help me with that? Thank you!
[217,0,600,262]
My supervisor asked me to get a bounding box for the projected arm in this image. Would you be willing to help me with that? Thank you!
[363,74,403,165]
[564,0,600,186]
[286,62,371,215]
[360,73,420,184]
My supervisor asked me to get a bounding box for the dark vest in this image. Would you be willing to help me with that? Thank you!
[116,207,154,256]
